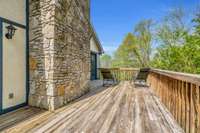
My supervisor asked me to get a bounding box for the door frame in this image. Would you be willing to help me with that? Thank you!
[91,52,98,80]
[0,0,29,114]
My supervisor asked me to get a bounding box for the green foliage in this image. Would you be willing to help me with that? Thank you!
[156,8,187,47]
[152,9,200,74]
[182,30,200,73]
[100,54,112,68]
[112,33,138,67]
[193,12,200,35]
[151,46,184,71]
[104,7,200,74]
[112,19,153,68]
[134,19,153,67]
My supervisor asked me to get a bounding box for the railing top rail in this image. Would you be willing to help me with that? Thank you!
[150,69,200,85]
[100,68,139,71]
[118,68,139,71]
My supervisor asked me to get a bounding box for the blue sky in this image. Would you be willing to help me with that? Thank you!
[91,0,200,55]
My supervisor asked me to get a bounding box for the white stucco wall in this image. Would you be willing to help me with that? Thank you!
[90,37,99,53]
[2,23,26,109]
[0,0,26,25]
[0,0,26,109]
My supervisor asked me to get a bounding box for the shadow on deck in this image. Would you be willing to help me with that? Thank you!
[0,81,184,133]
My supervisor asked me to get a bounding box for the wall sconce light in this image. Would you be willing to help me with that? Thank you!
[5,24,17,39]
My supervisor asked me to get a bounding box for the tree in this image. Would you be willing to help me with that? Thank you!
[193,11,200,35]
[112,19,153,68]
[152,8,200,74]
[100,54,112,68]
[109,7,200,74]
[134,19,153,67]
[112,33,138,67]
[182,12,200,73]
[152,8,189,71]
[156,8,188,47]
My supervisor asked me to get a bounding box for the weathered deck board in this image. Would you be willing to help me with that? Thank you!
[0,81,184,133]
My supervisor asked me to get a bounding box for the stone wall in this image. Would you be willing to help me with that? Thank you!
[29,0,90,110]
[53,0,91,107]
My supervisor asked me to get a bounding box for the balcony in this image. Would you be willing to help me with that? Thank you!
[0,68,199,133]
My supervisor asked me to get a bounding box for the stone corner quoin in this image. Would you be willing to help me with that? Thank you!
[28,0,91,111]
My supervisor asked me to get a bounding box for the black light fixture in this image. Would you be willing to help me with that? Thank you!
[5,24,17,39]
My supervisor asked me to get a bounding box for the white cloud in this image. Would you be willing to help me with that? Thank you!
[101,42,120,55]
[103,46,117,55]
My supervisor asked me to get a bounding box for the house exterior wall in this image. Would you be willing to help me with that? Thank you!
[53,0,91,106]
[0,0,26,25]
[0,0,27,113]
[28,0,56,110]
[2,23,26,109]
[29,0,90,110]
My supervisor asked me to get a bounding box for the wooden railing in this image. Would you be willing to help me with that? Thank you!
[112,68,139,81]
[147,69,200,133]
[100,68,139,81]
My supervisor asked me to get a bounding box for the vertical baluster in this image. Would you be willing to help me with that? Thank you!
[184,81,187,132]
[172,79,174,115]
[123,70,125,81]
[172,79,175,117]
[193,85,200,133]
[163,76,165,104]
[175,79,178,121]
[168,78,171,111]
[162,76,164,104]
[178,80,181,125]
[190,84,195,133]
[174,79,176,119]
[157,74,159,95]
[160,75,162,101]
[160,74,162,99]
[173,79,176,117]
[176,80,180,122]
[167,77,170,109]
[186,82,190,133]
[155,74,157,95]
[171,79,173,116]
[182,81,186,131]
[168,77,170,110]
[169,79,173,113]
[119,69,121,81]
[180,80,183,126]
[159,74,162,100]
[177,80,179,122]
[127,71,129,81]
[164,76,166,105]
[156,74,158,96]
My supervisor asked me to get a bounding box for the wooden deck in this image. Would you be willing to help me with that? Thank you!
[0,81,184,133]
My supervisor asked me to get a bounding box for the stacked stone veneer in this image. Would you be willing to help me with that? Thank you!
[29,0,90,110]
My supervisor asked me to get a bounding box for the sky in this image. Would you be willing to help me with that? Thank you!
[91,0,200,55]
